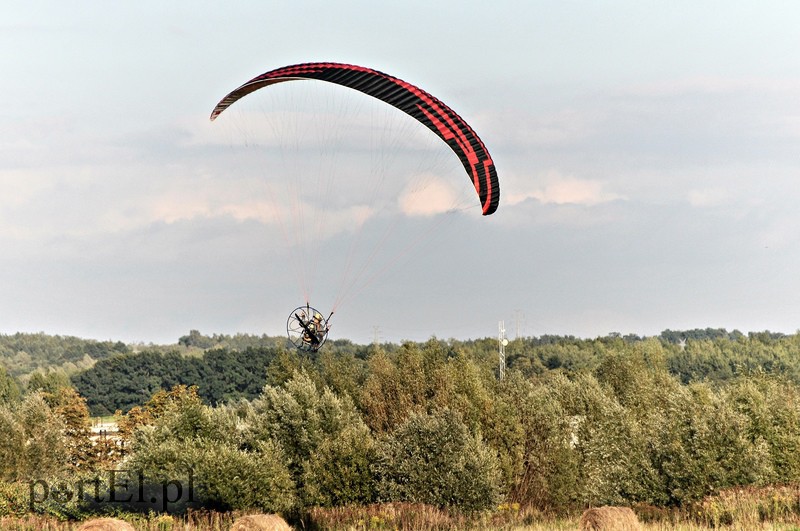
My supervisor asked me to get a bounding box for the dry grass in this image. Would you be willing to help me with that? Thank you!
[306,502,467,529]
[0,510,237,530]
[0,515,74,530]
[8,487,800,531]
[691,484,800,529]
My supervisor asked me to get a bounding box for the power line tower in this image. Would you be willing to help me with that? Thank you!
[498,321,508,380]
[372,326,382,346]
[513,309,525,339]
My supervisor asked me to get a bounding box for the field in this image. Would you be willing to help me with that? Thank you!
[5,488,800,530]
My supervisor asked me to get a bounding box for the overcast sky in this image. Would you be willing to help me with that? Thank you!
[2,1,800,345]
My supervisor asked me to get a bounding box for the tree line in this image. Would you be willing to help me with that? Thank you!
[0,333,800,514]
[70,348,281,415]
[5,334,800,523]
[0,333,128,380]
[59,328,800,416]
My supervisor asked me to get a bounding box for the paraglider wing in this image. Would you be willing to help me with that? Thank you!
[210,62,499,215]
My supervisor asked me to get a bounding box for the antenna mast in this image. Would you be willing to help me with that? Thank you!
[498,321,507,380]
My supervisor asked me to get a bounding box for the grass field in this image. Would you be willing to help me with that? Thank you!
[2,515,800,530]
[6,484,800,530]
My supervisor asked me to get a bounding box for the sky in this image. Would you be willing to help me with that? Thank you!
[2,1,800,345]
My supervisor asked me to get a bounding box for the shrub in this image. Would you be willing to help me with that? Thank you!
[126,436,296,513]
[302,424,377,507]
[373,409,501,512]
[250,370,364,458]
[0,481,28,518]
[502,373,580,511]
[0,394,67,481]
[191,439,296,512]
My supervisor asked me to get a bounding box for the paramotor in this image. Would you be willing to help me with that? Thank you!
[211,62,499,351]
[286,304,331,352]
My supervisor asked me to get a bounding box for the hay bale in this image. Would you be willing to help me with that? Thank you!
[229,513,292,531]
[76,518,136,531]
[579,506,640,531]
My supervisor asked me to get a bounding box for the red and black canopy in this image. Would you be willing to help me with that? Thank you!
[211,62,499,215]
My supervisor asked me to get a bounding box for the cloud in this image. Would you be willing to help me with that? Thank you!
[398,174,463,217]
[622,76,800,98]
[140,181,380,244]
[687,187,732,208]
[0,171,52,209]
[507,173,625,207]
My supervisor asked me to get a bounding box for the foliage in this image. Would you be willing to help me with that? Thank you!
[248,370,373,506]
[125,388,295,514]
[373,409,502,512]
[0,366,20,405]
[49,387,94,470]
[503,372,581,510]
[0,481,28,518]
[10,328,800,520]
[358,341,493,434]
[301,423,377,507]
[72,348,278,415]
[502,340,789,511]
[722,374,800,483]
[117,384,204,441]
[27,370,72,396]
[129,437,296,513]
[178,329,285,350]
[0,394,67,481]
[0,332,128,380]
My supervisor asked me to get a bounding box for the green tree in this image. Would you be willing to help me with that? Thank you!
[0,394,67,481]
[129,431,295,513]
[645,382,772,505]
[126,388,296,513]
[314,349,367,401]
[724,374,800,483]
[0,366,20,404]
[301,423,376,507]
[50,386,94,470]
[118,384,203,440]
[502,372,579,511]
[359,349,418,432]
[248,369,372,506]
[26,370,71,397]
[374,409,501,512]
[178,329,217,349]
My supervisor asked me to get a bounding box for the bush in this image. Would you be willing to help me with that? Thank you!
[191,439,296,512]
[0,481,28,518]
[0,394,67,481]
[126,434,296,513]
[301,424,377,507]
[125,388,296,513]
[373,409,501,512]
[250,370,364,457]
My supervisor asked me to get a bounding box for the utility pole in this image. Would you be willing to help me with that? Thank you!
[498,321,507,380]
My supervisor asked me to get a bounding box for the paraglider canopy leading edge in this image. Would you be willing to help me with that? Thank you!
[210,62,499,351]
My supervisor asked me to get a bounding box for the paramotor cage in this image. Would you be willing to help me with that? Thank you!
[286,304,330,352]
